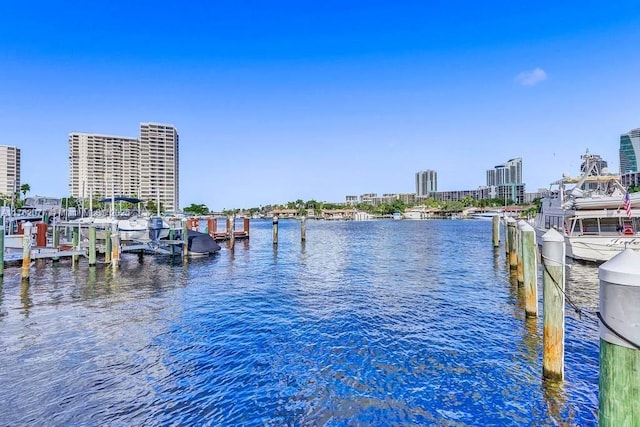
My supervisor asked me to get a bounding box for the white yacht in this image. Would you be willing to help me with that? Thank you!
[533,153,639,262]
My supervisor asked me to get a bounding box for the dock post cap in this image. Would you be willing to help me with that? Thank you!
[518,221,534,233]
[599,248,640,287]
[599,248,640,348]
[542,228,564,242]
[506,217,516,224]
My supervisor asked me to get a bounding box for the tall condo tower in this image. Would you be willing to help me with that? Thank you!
[620,128,640,174]
[139,123,179,212]
[68,122,180,212]
[68,133,140,199]
[486,157,522,186]
[415,170,437,196]
[0,145,21,196]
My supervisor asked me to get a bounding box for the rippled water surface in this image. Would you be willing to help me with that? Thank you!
[0,220,600,425]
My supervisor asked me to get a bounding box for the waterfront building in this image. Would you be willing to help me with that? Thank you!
[359,193,377,204]
[524,190,545,204]
[69,123,179,212]
[0,145,20,197]
[345,195,358,206]
[486,158,522,187]
[398,193,416,204]
[620,128,640,174]
[416,170,437,196]
[139,123,179,212]
[69,133,140,200]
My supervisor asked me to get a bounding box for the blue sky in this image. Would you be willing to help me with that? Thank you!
[1,1,639,210]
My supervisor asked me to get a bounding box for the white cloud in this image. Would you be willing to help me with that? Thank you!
[515,67,548,86]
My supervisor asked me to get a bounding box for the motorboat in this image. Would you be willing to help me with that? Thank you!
[533,153,639,262]
[468,211,503,220]
[69,196,172,244]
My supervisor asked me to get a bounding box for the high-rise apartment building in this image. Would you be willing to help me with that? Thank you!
[69,123,179,211]
[486,158,522,186]
[139,123,179,212]
[416,170,437,196]
[620,128,640,174]
[0,145,20,196]
[69,133,140,199]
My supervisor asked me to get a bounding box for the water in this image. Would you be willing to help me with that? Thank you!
[0,220,600,425]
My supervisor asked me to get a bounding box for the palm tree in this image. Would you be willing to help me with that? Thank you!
[20,183,30,199]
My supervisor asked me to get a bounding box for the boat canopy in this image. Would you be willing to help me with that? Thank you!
[99,196,143,204]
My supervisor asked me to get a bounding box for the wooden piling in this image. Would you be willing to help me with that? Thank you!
[598,249,640,426]
[520,222,538,318]
[516,221,526,284]
[243,217,250,238]
[88,226,96,266]
[182,219,189,257]
[207,217,215,237]
[229,215,235,249]
[21,222,32,280]
[273,216,279,245]
[111,232,120,269]
[507,217,517,270]
[0,226,4,277]
[52,221,60,262]
[72,226,79,267]
[542,228,565,381]
[104,225,111,264]
[168,228,175,256]
[36,222,47,247]
[504,217,510,256]
[301,216,306,242]
[492,214,500,248]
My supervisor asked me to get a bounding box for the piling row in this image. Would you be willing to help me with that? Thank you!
[500,220,639,425]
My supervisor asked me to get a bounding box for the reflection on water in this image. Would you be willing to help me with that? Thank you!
[0,219,600,425]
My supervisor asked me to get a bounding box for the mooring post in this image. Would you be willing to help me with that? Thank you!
[244,217,250,238]
[504,216,510,256]
[88,226,96,266]
[72,226,79,267]
[516,221,526,284]
[168,228,175,256]
[111,232,120,269]
[207,217,215,238]
[492,214,500,248]
[520,222,538,318]
[542,228,565,381]
[36,222,47,247]
[0,225,4,277]
[21,222,32,280]
[229,215,235,249]
[301,216,306,242]
[182,219,189,257]
[272,216,279,245]
[598,249,640,426]
[507,217,517,270]
[52,220,60,262]
[104,225,111,264]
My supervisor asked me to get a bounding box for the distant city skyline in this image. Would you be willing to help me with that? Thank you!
[1,2,639,210]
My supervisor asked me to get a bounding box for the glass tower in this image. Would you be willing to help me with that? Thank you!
[620,128,640,174]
